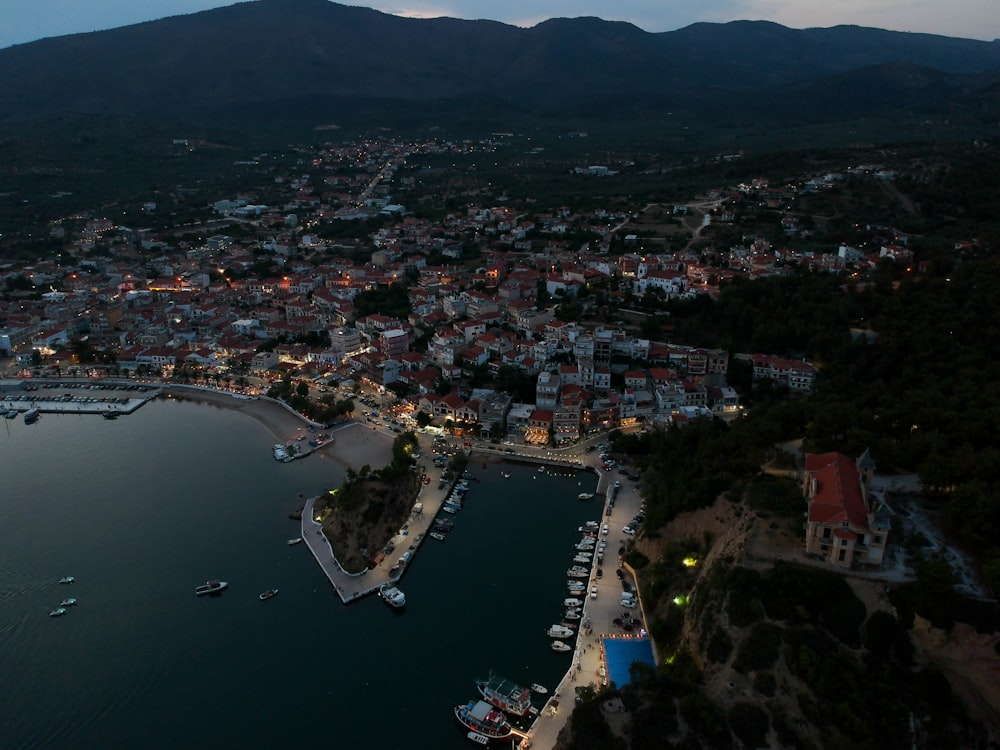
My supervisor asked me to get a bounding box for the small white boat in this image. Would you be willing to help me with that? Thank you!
[59,598,77,607]
[286,537,303,545]
[564,597,583,608]
[564,609,581,620]
[430,531,446,541]
[551,640,572,653]
[195,580,228,596]
[467,731,491,746]
[379,583,406,608]
[578,492,594,500]
[57,576,74,584]
[531,683,548,695]
[49,607,67,617]
[501,472,511,478]
[547,624,574,639]
[259,589,278,601]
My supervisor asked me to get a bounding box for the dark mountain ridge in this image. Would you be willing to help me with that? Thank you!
[1,0,999,125]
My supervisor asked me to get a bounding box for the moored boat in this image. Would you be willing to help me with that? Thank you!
[433,518,454,531]
[195,579,228,596]
[547,624,574,639]
[531,683,548,695]
[564,597,583,608]
[430,531,446,541]
[564,609,581,620]
[566,568,588,578]
[551,640,572,653]
[475,671,533,718]
[259,589,278,601]
[578,492,594,500]
[286,537,302,545]
[23,407,41,424]
[467,731,490,746]
[379,583,406,608]
[454,700,513,740]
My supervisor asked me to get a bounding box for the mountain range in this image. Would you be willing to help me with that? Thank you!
[1,0,1000,131]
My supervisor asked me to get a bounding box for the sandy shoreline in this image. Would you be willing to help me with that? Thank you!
[162,386,394,472]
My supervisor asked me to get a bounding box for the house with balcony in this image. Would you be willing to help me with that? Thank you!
[803,450,890,568]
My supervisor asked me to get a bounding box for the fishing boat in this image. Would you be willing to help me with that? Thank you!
[551,640,572,653]
[454,700,513,740]
[430,531,446,541]
[259,589,279,601]
[547,624,574,639]
[475,671,533,717]
[286,537,302,545]
[23,407,41,424]
[378,583,406,608]
[195,580,228,596]
[531,683,548,695]
[57,576,75,584]
[59,598,77,607]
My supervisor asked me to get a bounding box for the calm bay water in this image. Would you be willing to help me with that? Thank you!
[0,398,599,750]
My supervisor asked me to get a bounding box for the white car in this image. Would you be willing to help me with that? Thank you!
[590,586,598,599]
[622,526,636,536]
[601,524,609,536]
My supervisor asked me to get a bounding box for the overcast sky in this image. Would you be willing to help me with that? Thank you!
[2,0,998,49]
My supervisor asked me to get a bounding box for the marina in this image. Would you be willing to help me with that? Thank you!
[0,395,629,749]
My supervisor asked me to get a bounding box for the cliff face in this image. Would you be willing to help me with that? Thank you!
[589,493,998,749]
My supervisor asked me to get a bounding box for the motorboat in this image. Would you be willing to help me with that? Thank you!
[531,683,548,695]
[49,607,67,617]
[59,598,77,607]
[467,732,490,746]
[564,609,581,620]
[433,518,454,530]
[575,540,596,550]
[259,589,279,601]
[547,624,574,639]
[23,407,41,424]
[442,504,460,514]
[566,582,586,591]
[551,640,572,653]
[286,537,302,545]
[563,597,584,608]
[566,568,588,578]
[57,576,75,584]
[379,583,406,608]
[578,493,595,500]
[195,580,228,596]
[430,531,446,541]
[455,700,513,740]
[5,409,18,419]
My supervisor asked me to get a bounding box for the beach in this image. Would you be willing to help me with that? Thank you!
[163,386,395,471]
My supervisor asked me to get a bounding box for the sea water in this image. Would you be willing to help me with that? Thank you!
[0,397,600,749]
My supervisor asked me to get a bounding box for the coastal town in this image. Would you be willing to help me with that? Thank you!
[3,130,995,749]
[0,134,918,436]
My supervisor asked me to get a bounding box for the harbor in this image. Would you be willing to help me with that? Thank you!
[0,379,160,417]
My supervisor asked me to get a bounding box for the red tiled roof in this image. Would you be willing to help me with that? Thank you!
[805,452,868,529]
